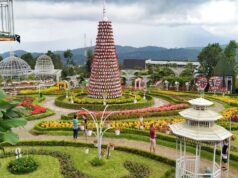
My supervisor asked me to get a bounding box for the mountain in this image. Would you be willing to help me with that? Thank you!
[0,45,204,65]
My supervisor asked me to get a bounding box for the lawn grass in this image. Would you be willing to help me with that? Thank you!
[3,146,172,178]
[0,155,62,178]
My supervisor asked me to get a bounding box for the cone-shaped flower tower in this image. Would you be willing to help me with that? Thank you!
[88,3,122,99]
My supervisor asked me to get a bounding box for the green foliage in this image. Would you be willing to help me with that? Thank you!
[162,76,193,85]
[64,49,74,65]
[86,48,93,75]
[149,66,175,82]
[198,43,223,76]
[46,50,63,69]
[224,40,238,72]
[123,160,151,178]
[21,53,35,69]
[8,157,38,174]
[90,157,105,167]
[0,90,27,146]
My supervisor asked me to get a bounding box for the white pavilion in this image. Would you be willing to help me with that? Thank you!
[170,97,232,178]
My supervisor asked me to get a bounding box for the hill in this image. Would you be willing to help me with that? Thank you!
[0,45,203,65]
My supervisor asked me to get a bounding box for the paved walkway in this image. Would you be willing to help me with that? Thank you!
[12,95,234,178]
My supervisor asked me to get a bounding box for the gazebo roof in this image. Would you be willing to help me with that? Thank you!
[179,108,222,121]
[188,98,213,107]
[169,122,232,142]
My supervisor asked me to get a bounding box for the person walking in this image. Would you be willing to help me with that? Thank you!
[222,139,229,171]
[73,114,79,140]
[149,123,156,153]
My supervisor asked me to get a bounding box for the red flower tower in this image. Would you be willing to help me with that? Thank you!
[88,2,122,99]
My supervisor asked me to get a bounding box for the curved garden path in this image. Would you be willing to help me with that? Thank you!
[12,96,234,177]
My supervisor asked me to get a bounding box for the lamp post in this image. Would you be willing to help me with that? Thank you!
[143,87,147,100]
[102,92,108,106]
[175,81,180,91]
[82,105,117,159]
[185,82,190,92]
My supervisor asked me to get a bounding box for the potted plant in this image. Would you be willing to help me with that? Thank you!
[87,129,93,136]
[84,148,89,154]
[80,124,85,131]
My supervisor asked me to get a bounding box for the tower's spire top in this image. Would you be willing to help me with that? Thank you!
[102,0,108,21]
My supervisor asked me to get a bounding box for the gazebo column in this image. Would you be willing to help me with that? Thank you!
[195,143,199,177]
[212,143,217,176]
[183,138,186,174]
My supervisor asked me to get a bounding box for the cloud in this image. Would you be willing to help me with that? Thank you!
[0,0,237,52]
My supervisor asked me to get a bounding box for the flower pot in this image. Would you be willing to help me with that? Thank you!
[139,117,144,122]
[115,130,120,136]
[84,148,89,154]
[87,130,92,136]
[139,125,144,130]
[80,125,85,131]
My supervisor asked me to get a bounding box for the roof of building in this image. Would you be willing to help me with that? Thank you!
[188,98,213,106]
[145,59,200,66]
[123,59,146,70]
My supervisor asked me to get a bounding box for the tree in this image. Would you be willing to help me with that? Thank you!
[224,40,238,72]
[0,56,3,62]
[46,51,63,69]
[86,49,93,75]
[64,49,74,65]
[0,89,27,152]
[21,53,35,69]
[198,43,222,77]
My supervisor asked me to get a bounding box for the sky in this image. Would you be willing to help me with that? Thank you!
[0,0,238,53]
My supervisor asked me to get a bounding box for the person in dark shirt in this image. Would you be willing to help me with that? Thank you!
[222,139,229,170]
[149,123,156,153]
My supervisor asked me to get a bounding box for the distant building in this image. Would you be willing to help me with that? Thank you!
[145,59,200,76]
[123,59,146,70]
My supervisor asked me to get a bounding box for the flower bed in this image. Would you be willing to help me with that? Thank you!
[69,103,189,120]
[55,95,155,111]
[221,107,238,120]
[19,86,62,95]
[73,93,142,104]
[37,117,184,133]
[18,97,47,115]
[209,95,238,106]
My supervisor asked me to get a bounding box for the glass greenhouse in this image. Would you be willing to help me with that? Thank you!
[35,55,54,75]
[0,56,32,78]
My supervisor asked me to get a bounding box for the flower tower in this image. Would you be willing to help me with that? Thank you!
[170,97,232,178]
[88,2,122,99]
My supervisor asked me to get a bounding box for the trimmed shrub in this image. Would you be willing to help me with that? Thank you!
[8,157,38,174]
[90,157,105,167]
[123,160,150,178]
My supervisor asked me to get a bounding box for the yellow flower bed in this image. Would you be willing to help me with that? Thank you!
[19,86,60,95]
[39,118,184,130]
[221,107,238,120]
[209,95,238,105]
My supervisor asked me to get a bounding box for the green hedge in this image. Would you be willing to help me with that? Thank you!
[55,95,154,111]
[2,140,175,166]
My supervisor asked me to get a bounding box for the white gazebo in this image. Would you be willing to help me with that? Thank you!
[170,97,232,178]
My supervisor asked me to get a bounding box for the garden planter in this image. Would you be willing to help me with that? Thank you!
[87,130,93,136]
[80,125,85,131]
[115,129,120,136]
